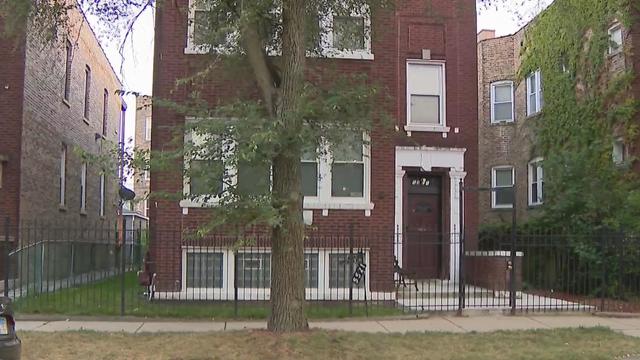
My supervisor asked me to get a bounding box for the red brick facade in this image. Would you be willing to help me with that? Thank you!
[151,0,478,294]
[0,9,123,235]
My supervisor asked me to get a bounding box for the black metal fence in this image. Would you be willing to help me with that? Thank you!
[2,218,640,318]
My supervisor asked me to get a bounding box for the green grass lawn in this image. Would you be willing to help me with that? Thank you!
[19,327,640,360]
[13,273,402,319]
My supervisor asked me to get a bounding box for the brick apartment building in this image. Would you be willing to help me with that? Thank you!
[133,95,152,217]
[0,8,124,235]
[477,7,639,226]
[150,0,478,299]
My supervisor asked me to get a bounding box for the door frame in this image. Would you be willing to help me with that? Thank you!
[394,146,466,282]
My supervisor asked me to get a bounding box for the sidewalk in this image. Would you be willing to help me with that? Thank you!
[14,314,640,337]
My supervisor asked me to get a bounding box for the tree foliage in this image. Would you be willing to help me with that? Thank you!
[518,0,640,232]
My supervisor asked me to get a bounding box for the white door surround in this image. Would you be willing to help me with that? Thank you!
[394,146,466,282]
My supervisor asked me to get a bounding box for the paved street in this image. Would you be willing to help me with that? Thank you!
[15,314,640,337]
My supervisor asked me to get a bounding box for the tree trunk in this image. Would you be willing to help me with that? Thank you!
[267,0,308,332]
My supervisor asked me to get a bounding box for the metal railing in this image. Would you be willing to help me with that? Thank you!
[2,217,640,318]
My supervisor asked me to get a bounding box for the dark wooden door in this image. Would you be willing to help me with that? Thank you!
[405,175,442,278]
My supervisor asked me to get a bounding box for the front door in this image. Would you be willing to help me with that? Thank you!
[404,174,442,278]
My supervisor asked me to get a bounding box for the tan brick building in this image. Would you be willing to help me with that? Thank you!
[133,95,152,217]
[0,8,124,233]
[477,11,638,225]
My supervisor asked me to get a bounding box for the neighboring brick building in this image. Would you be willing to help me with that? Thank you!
[133,95,152,217]
[150,0,478,298]
[477,10,638,226]
[0,8,124,235]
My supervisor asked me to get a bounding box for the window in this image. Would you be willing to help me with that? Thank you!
[64,40,72,101]
[59,144,67,206]
[318,6,372,59]
[189,159,224,196]
[406,61,446,131]
[99,174,106,216]
[144,116,152,141]
[143,170,150,183]
[329,253,365,289]
[608,23,623,55]
[237,162,271,196]
[102,90,108,136]
[302,150,318,197]
[528,158,544,206]
[331,134,364,198]
[526,70,543,116]
[613,138,626,164]
[491,166,515,209]
[237,253,271,288]
[84,66,91,120]
[184,129,225,197]
[332,16,365,50]
[80,162,87,213]
[491,81,514,123]
[186,252,223,288]
[304,253,319,288]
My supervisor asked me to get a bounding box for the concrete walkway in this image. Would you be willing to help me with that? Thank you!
[14,314,640,338]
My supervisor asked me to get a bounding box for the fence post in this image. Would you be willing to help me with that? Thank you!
[120,216,127,317]
[600,233,608,311]
[233,250,238,317]
[457,179,465,316]
[349,224,354,316]
[509,185,517,315]
[4,217,10,298]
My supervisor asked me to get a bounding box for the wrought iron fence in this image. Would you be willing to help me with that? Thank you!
[2,217,640,318]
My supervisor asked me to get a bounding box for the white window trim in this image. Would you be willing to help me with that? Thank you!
[181,127,373,215]
[180,246,370,300]
[613,137,626,165]
[528,157,543,206]
[317,7,374,60]
[608,23,623,55]
[180,127,232,207]
[99,173,106,217]
[526,70,543,116]
[80,162,87,213]
[490,81,515,124]
[404,60,449,133]
[303,133,373,215]
[144,117,152,141]
[491,165,515,209]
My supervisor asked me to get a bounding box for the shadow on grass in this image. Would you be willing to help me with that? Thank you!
[13,273,403,319]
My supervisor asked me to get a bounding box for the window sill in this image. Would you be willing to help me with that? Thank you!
[491,206,513,211]
[528,203,543,209]
[184,47,208,55]
[404,124,450,133]
[80,210,87,216]
[83,118,90,125]
[179,198,219,208]
[312,50,375,61]
[526,112,543,120]
[62,99,70,108]
[58,205,67,212]
[490,120,515,126]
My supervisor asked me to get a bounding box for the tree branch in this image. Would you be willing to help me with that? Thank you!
[241,19,277,117]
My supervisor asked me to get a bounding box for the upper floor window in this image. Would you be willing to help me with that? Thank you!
[102,89,109,136]
[64,40,73,102]
[331,134,365,198]
[144,116,152,141]
[613,138,626,164]
[608,23,623,55]
[406,61,446,132]
[526,70,543,116]
[84,66,91,121]
[491,166,514,209]
[528,158,544,206]
[80,162,87,213]
[301,150,319,197]
[491,81,514,123]
[318,6,372,60]
[99,173,106,217]
[332,16,365,51]
[187,0,210,52]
